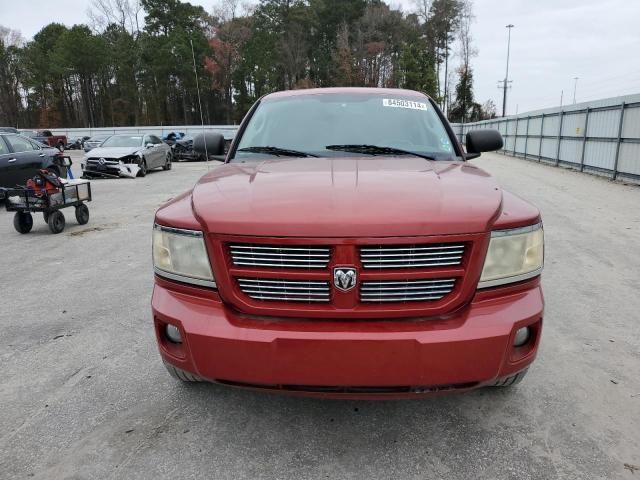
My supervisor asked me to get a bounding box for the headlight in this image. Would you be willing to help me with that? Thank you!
[478,223,544,288]
[152,224,216,288]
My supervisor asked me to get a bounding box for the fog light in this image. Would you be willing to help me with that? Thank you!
[513,327,531,347]
[165,324,182,344]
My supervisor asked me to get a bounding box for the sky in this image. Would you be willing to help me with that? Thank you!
[1,0,639,115]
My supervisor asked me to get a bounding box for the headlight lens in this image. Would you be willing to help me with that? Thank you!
[478,223,544,288]
[152,224,216,288]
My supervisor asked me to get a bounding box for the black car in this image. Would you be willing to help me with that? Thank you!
[67,136,90,150]
[0,133,68,200]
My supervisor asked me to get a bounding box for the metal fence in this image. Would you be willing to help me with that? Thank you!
[51,125,239,140]
[451,93,640,183]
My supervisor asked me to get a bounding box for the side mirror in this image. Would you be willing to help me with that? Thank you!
[193,132,225,157]
[145,142,154,148]
[465,129,503,159]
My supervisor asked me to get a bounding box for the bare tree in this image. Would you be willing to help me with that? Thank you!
[213,0,242,21]
[429,0,462,113]
[0,25,24,47]
[414,0,433,22]
[88,0,142,34]
[458,0,477,74]
[454,0,477,121]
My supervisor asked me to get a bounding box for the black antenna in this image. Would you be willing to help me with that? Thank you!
[190,38,209,169]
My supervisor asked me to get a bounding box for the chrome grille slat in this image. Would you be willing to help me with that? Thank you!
[239,279,327,286]
[233,260,328,265]
[233,261,328,268]
[362,256,462,263]
[361,261,462,269]
[360,295,446,302]
[362,279,454,286]
[232,257,328,263]
[231,252,329,258]
[229,244,330,269]
[244,295,329,302]
[237,278,330,303]
[360,243,465,269]
[361,290,452,296]
[361,284,454,291]
[360,278,456,303]
[241,290,329,297]
[231,246,330,252]
[360,251,464,258]
[239,285,329,292]
[360,245,464,252]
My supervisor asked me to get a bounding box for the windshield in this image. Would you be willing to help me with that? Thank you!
[101,135,143,148]
[234,93,457,161]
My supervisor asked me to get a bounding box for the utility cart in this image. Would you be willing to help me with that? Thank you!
[3,174,92,234]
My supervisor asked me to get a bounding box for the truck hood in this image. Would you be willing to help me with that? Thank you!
[191,157,503,237]
[85,147,141,158]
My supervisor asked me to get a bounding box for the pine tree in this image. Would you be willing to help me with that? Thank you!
[449,65,474,123]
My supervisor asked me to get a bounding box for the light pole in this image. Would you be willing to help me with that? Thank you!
[502,24,515,117]
[573,77,579,104]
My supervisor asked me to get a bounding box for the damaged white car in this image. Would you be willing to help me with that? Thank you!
[81,134,172,178]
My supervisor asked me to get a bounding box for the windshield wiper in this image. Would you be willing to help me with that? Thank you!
[237,146,319,158]
[325,144,436,161]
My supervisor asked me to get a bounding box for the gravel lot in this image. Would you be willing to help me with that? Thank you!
[1,151,639,480]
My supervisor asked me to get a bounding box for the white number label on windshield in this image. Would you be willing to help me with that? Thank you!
[383,98,428,111]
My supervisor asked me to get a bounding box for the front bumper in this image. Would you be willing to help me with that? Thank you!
[152,277,543,398]
[82,162,139,178]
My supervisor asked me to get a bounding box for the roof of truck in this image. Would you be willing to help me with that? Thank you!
[264,87,430,100]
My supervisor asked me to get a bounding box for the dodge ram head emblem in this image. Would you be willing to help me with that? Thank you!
[334,267,357,292]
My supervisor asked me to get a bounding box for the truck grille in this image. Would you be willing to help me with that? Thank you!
[219,235,479,318]
[237,278,330,303]
[229,244,330,269]
[360,279,456,303]
[360,244,465,269]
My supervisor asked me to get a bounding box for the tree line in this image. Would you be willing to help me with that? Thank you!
[0,0,497,129]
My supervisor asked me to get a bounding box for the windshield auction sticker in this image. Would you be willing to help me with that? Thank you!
[383,98,428,111]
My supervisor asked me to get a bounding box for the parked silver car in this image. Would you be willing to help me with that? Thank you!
[81,134,172,178]
[83,134,110,152]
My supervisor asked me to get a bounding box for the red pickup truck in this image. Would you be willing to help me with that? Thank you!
[19,130,67,152]
[151,88,544,399]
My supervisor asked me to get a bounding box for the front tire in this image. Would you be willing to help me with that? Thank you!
[13,212,33,234]
[48,210,66,234]
[138,159,147,177]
